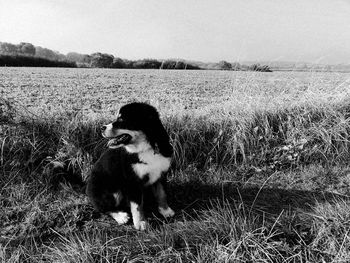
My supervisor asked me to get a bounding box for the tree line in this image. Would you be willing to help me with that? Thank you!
[0,55,76,68]
[0,42,76,67]
[0,41,272,72]
[65,52,203,70]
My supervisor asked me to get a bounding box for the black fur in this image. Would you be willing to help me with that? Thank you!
[113,102,173,157]
[86,147,144,213]
[86,102,173,225]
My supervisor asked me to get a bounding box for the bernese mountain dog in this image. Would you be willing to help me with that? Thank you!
[86,102,174,230]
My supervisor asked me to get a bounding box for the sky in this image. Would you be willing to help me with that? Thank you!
[1,0,350,64]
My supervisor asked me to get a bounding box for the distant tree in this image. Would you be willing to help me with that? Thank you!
[0,42,18,55]
[132,60,147,69]
[18,42,35,56]
[231,62,241,71]
[160,60,177,69]
[90,53,114,68]
[0,54,76,67]
[35,46,66,61]
[81,54,91,64]
[174,61,186,69]
[159,60,200,70]
[218,60,232,70]
[111,57,126,68]
[67,52,85,62]
[66,52,91,67]
[144,59,162,69]
[122,59,134,68]
[132,59,162,69]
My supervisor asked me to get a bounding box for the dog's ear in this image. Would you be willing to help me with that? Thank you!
[146,116,173,157]
[155,120,173,157]
[140,104,172,157]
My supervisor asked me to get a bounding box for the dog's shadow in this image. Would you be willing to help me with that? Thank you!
[77,175,349,232]
[163,180,349,220]
[141,180,350,247]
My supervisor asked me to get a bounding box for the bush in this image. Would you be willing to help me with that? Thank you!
[90,53,114,68]
[0,55,76,67]
[218,60,232,70]
[111,57,126,68]
[132,59,162,69]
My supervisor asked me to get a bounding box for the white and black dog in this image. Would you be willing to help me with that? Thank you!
[86,102,174,230]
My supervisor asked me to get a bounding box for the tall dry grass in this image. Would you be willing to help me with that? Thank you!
[2,69,350,262]
[2,88,350,181]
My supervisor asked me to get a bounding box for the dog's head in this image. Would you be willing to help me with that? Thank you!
[101,102,172,157]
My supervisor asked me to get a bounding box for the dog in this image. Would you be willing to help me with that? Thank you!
[86,102,175,230]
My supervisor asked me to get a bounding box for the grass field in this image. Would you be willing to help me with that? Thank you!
[1,67,350,262]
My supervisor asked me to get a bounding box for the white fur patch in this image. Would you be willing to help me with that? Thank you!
[132,150,171,185]
[130,201,146,230]
[110,212,130,225]
[113,192,123,206]
[125,139,151,153]
[159,207,175,218]
[103,123,114,137]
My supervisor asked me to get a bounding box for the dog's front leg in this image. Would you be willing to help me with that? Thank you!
[152,181,175,218]
[130,197,146,231]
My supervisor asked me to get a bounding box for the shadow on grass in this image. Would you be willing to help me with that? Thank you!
[2,176,349,254]
[45,173,350,227]
[167,180,349,217]
[159,179,350,247]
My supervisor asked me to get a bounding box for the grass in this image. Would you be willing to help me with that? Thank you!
[1,68,350,262]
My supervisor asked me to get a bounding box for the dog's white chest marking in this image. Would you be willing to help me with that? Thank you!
[132,151,171,184]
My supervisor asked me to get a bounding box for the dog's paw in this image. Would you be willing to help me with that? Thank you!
[134,220,147,231]
[110,212,130,225]
[159,207,175,218]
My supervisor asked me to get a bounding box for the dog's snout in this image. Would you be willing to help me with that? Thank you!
[101,125,107,131]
